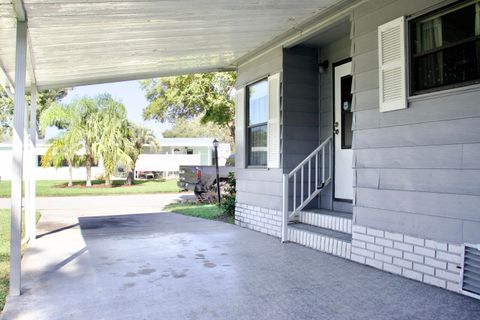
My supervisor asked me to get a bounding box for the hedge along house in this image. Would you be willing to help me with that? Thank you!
[2,0,480,300]
[234,0,480,300]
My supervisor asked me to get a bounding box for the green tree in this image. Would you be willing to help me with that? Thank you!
[0,85,67,141]
[140,72,236,139]
[40,97,99,187]
[92,95,133,187]
[41,134,82,187]
[125,123,160,185]
[163,116,233,145]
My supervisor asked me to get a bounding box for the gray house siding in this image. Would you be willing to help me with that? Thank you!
[234,0,479,295]
[235,48,284,236]
[351,0,480,244]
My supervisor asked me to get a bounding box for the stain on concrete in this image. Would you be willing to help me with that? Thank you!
[138,268,156,275]
[177,254,186,259]
[220,253,228,256]
[100,256,109,260]
[195,253,205,259]
[121,282,136,289]
[222,264,231,267]
[198,249,207,252]
[124,272,137,277]
[172,269,189,279]
[203,262,216,268]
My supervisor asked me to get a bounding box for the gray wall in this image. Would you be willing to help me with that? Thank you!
[282,46,319,210]
[282,46,319,171]
[351,0,480,243]
[236,48,284,211]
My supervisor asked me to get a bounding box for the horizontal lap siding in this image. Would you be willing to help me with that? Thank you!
[352,0,480,243]
[236,49,284,211]
[282,47,319,171]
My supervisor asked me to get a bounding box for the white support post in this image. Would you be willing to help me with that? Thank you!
[28,86,37,241]
[10,20,28,297]
[23,87,30,241]
[281,174,289,243]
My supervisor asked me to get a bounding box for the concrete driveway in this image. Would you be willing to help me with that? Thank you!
[1,194,480,320]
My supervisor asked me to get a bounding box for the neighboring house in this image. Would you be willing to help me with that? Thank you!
[136,138,231,177]
[234,0,480,299]
[0,142,104,181]
[0,138,231,181]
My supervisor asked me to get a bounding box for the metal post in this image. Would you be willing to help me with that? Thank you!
[214,144,221,205]
[281,174,289,242]
[28,86,37,241]
[10,21,28,297]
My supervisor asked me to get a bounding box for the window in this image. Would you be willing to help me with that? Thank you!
[411,0,480,94]
[247,79,268,166]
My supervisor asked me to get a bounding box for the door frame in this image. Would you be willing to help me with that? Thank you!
[332,57,353,203]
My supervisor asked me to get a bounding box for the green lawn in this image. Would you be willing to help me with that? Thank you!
[0,210,40,312]
[0,179,180,198]
[165,202,234,223]
[0,210,8,311]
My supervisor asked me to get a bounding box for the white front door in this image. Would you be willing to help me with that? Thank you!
[334,61,353,201]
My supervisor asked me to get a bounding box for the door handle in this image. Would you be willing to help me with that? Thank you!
[334,129,339,135]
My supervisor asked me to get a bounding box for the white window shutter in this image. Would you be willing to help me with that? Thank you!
[267,73,281,168]
[234,87,246,169]
[378,16,407,112]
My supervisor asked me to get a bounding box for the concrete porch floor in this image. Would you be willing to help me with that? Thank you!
[1,194,479,320]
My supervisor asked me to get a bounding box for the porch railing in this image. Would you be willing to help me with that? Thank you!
[281,136,333,242]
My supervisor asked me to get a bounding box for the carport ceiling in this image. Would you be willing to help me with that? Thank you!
[0,0,347,90]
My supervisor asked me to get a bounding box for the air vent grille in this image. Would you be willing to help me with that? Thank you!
[463,245,480,297]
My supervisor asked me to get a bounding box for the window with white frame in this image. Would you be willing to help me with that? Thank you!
[247,79,268,166]
[411,0,480,94]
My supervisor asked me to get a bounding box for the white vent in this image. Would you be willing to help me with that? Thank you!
[378,17,407,112]
[267,73,281,169]
[462,245,480,299]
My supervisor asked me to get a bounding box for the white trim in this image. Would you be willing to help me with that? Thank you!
[408,83,480,102]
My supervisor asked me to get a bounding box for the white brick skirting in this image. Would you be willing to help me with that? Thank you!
[235,202,282,238]
[299,211,352,233]
[351,225,463,293]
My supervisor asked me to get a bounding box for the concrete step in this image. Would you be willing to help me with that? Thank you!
[298,209,352,234]
[288,223,352,259]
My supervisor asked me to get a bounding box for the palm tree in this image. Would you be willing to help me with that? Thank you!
[125,123,160,185]
[41,134,81,187]
[92,95,133,187]
[40,97,99,187]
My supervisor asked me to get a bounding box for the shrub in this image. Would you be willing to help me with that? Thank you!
[220,172,236,216]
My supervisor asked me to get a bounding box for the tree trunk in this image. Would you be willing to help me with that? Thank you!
[125,170,134,186]
[105,176,111,187]
[68,161,73,187]
[86,156,92,187]
[125,158,138,186]
[85,143,93,187]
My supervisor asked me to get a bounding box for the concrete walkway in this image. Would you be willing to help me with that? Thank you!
[1,195,480,320]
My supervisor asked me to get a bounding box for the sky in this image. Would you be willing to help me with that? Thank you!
[44,80,171,140]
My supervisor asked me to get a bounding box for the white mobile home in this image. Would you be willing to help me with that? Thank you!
[1,0,479,300]
[233,0,480,298]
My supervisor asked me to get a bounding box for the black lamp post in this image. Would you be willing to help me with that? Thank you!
[213,139,221,205]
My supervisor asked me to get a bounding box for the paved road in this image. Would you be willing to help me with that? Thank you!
[1,194,480,320]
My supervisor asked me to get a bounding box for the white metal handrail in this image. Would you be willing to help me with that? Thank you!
[281,136,333,242]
